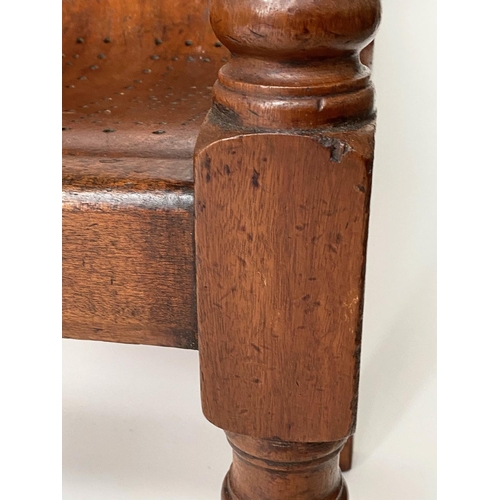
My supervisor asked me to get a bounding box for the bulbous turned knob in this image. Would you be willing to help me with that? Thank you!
[211,0,381,60]
[209,0,381,129]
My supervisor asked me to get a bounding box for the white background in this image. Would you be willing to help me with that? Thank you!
[61,0,437,498]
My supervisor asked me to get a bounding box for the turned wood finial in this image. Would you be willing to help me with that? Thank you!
[210,0,381,128]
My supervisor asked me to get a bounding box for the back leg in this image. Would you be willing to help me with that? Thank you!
[340,435,354,472]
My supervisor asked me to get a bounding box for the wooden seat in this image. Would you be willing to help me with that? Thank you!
[63,0,227,158]
[63,0,228,349]
[63,0,381,496]
[62,0,374,351]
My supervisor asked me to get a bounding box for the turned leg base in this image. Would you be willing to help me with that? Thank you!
[221,432,349,500]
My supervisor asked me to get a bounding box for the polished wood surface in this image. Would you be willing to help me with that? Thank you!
[209,0,379,129]
[62,156,197,349]
[222,433,348,500]
[195,0,379,442]
[62,0,379,496]
[62,0,224,349]
[62,0,375,353]
[196,130,374,442]
[63,0,229,159]
[194,0,379,496]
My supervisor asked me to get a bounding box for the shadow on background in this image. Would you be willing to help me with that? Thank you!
[62,343,231,500]
[356,268,436,461]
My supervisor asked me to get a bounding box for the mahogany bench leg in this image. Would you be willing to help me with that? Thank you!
[222,432,348,500]
[194,2,380,499]
[339,436,354,473]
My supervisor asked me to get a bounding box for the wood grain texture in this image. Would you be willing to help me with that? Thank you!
[62,0,225,349]
[195,128,374,442]
[62,156,197,349]
[62,2,379,497]
[222,433,348,500]
[63,0,374,159]
[62,0,228,159]
[62,1,376,352]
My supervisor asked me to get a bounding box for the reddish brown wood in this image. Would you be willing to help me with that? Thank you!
[62,0,373,160]
[62,2,377,355]
[194,0,380,496]
[62,0,226,349]
[62,0,379,496]
[209,0,380,129]
[361,41,375,69]
[62,0,376,356]
[62,0,229,159]
[62,156,197,349]
[195,129,374,442]
[222,433,348,500]
[339,436,354,473]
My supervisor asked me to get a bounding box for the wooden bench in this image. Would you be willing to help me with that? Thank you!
[63,0,380,497]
